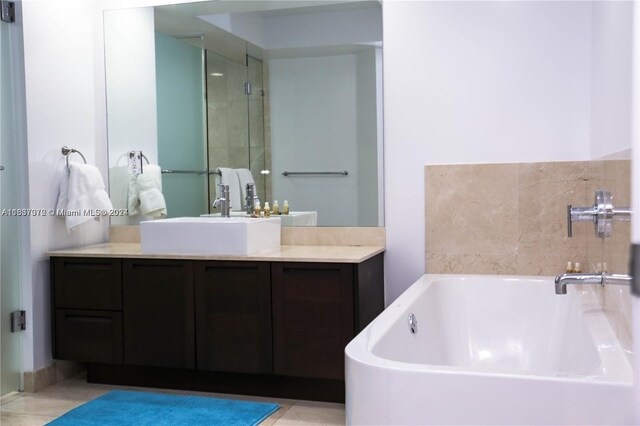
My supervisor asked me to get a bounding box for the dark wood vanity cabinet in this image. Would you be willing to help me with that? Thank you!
[272,263,354,380]
[270,256,385,381]
[51,258,123,364]
[122,259,195,369]
[194,261,272,374]
[51,253,384,401]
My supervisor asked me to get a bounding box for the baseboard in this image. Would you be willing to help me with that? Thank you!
[88,364,345,403]
[22,360,85,393]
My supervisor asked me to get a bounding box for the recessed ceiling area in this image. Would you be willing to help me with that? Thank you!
[154,1,381,57]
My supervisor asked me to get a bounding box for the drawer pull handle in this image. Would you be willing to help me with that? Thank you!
[65,315,112,324]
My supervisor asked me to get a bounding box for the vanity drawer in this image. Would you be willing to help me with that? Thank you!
[54,309,123,364]
[52,257,122,310]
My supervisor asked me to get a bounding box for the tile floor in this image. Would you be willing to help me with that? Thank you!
[0,373,346,425]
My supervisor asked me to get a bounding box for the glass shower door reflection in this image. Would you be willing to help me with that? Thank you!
[0,17,23,396]
[205,52,269,211]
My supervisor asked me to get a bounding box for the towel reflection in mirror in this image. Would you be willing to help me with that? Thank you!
[127,164,167,218]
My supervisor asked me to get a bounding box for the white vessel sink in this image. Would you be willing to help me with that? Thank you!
[140,216,281,255]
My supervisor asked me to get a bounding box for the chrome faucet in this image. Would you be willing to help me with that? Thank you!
[554,272,633,294]
[212,184,230,217]
[245,183,259,215]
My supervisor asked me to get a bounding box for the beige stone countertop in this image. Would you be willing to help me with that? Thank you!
[47,243,385,264]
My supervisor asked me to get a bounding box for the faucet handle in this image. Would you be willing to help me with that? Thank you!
[567,190,630,238]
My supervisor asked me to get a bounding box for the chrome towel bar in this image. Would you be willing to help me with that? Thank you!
[282,170,348,177]
[161,169,221,176]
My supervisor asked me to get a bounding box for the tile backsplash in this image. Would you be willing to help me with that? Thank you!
[425,160,630,276]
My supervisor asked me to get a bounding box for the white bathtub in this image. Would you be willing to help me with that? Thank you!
[345,275,635,425]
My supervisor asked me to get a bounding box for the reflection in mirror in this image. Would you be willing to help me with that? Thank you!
[104,1,383,227]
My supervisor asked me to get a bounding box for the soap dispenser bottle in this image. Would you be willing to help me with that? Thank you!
[565,261,573,273]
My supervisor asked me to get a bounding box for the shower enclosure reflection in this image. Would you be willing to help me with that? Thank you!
[206,52,269,206]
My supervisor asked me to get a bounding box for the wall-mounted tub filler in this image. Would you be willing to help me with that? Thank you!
[567,190,630,238]
[554,272,632,295]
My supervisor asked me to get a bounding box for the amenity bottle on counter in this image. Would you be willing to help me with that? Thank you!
[264,202,271,217]
[272,200,280,215]
[253,200,262,217]
[283,200,289,215]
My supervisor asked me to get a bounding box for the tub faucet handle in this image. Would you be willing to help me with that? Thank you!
[567,190,631,238]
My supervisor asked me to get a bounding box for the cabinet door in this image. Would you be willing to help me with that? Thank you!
[272,263,354,380]
[123,259,195,369]
[54,309,123,364]
[195,261,272,374]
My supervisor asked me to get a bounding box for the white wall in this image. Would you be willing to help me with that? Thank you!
[104,7,158,167]
[356,48,379,226]
[591,2,634,160]
[269,54,359,226]
[21,0,110,371]
[383,1,594,302]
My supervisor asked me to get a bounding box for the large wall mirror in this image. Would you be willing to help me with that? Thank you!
[104,0,383,227]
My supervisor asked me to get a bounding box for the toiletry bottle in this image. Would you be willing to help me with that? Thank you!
[272,200,280,215]
[573,262,582,273]
[254,200,262,217]
[565,261,573,273]
[283,200,289,215]
[264,202,271,217]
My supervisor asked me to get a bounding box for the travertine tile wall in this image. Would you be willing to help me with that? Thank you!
[425,160,630,276]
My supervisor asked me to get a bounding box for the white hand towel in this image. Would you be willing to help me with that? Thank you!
[63,162,114,232]
[56,168,69,213]
[216,167,242,211]
[235,168,256,208]
[136,165,167,218]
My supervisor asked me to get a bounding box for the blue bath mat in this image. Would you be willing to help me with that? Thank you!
[47,390,279,426]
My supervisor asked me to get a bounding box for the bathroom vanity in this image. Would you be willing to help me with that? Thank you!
[48,243,384,402]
